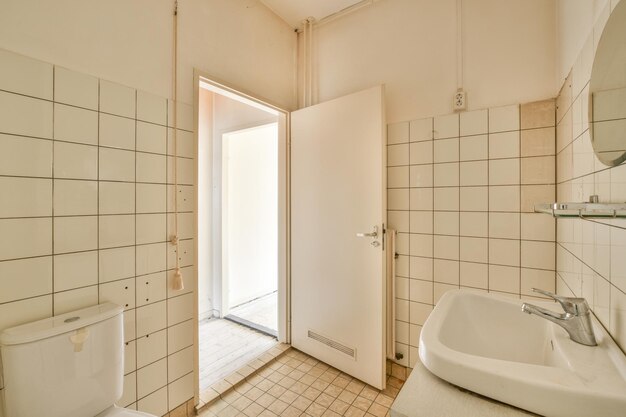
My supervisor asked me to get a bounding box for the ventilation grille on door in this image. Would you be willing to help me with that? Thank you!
[307,330,356,359]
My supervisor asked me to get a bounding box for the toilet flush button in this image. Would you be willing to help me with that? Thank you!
[69,327,89,352]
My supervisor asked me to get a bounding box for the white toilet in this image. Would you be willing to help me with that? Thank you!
[0,303,157,417]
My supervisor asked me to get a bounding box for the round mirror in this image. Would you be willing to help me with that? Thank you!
[589,0,626,166]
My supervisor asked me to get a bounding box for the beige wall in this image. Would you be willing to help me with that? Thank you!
[0,0,297,110]
[309,0,556,123]
[555,0,626,352]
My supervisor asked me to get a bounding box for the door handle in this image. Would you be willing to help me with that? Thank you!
[356,226,378,238]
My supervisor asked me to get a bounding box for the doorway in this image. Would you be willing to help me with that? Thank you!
[195,74,289,394]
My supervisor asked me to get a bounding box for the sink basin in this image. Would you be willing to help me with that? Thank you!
[419,289,626,417]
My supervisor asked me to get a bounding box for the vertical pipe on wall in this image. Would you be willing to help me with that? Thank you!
[301,17,315,108]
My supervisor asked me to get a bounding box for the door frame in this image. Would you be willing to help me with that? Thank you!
[192,69,291,405]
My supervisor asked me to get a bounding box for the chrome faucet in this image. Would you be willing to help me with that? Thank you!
[521,288,597,346]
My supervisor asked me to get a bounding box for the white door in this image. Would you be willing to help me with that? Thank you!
[291,86,386,389]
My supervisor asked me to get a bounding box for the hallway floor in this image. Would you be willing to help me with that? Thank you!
[199,318,279,391]
[228,291,278,335]
[198,348,402,417]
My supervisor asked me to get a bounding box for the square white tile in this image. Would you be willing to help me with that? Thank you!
[54,104,98,145]
[99,181,135,215]
[99,277,135,310]
[54,251,97,291]
[388,122,409,144]
[0,218,51,261]
[53,141,98,180]
[0,49,53,100]
[433,163,459,187]
[388,144,409,166]
[0,177,51,217]
[434,114,459,139]
[100,79,135,118]
[54,179,97,216]
[0,134,52,178]
[489,159,520,185]
[99,215,135,249]
[136,329,167,369]
[136,272,167,307]
[0,256,52,303]
[137,153,167,183]
[409,141,433,165]
[409,118,433,142]
[489,131,520,159]
[137,184,167,214]
[136,214,166,245]
[460,135,488,161]
[433,187,459,211]
[137,91,167,126]
[53,216,98,254]
[459,161,488,186]
[99,246,136,283]
[99,147,135,182]
[433,138,459,163]
[99,113,135,150]
[54,66,98,110]
[460,109,488,136]
[136,243,167,276]
[53,285,98,315]
[0,91,53,138]
[137,121,167,154]
[489,104,520,133]
[459,186,488,211]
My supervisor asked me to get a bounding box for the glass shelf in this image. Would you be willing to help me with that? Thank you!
[534,202,626,218]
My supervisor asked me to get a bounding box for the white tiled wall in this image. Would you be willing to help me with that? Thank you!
[0,48,195,416]
[387,100,557,367]
[555,0,626,353]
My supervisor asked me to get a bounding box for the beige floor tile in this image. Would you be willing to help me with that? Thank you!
[267,398,289,415]
[244,386,264,401]
[323,384,342,398]
[352,396,373,411]
[345,380,365,395]
[332,377,350,389]
[292,395,313,411]
[305,402,327,417]
[257,378,275,391]
[300,374,317,385]
[367,403,388,417]
[314,392,335,408]
[232,395,253,411]
[311,379,330,391]
[328,399,350,415]
[267,384,287,398]
[291,381,309,394]
[280,389,300,404]
[374,394,393,408]
[322,410,342,417]
[359,387,379,401]
[283,406,304,417]
[337,390,357,404]
[344,406,366,417]
[243,402,264,417]
[302,386,322,401]
[257,392,277,408]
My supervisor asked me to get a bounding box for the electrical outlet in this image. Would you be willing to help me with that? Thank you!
[454,90,467,111]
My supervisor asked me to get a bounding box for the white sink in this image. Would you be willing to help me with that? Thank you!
[419,290,626,417]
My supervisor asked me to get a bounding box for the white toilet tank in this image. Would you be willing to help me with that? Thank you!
[0,303,125,417]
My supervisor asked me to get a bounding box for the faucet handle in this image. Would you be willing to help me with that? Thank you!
[530,288,591,315]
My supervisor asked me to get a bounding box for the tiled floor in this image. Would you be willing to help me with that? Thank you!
[228,291,278,335]
[200,318,279,391]
[198,348,403,417]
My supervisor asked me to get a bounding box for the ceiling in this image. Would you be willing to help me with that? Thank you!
[260,0,365,29]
